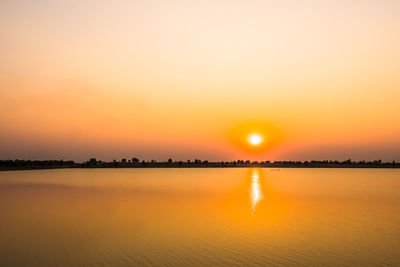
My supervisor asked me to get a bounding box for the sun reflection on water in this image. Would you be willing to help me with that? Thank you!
[250,169,263,216]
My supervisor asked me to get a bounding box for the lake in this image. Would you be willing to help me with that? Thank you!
[0,168,399,266]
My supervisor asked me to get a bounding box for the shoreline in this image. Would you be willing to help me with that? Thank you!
[1,159,399,171]
[1,165,399,171]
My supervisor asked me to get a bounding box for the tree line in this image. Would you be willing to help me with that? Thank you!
[0,158,399,170]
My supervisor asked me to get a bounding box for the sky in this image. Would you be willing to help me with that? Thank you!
[0,0,399,162]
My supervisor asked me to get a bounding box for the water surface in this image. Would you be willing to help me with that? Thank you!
[0,168,399,266]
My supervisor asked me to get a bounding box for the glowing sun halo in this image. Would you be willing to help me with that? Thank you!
[248,133,263,146]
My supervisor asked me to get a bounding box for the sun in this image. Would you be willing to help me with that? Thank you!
[248,133,263,146]
[228,121,282,153]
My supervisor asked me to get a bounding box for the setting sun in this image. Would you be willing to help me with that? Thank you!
[228,122,282,155]
[248,134,263,146]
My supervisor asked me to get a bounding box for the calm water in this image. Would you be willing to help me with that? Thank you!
[0,168,399,266]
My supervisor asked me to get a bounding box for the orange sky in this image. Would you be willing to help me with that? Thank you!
[1,0,399,161]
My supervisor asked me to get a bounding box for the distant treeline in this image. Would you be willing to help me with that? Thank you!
[0,158,399,171]
[0,160,76,171]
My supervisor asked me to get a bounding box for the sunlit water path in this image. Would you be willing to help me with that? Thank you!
[0,168,400,266]
[249,169,263,216]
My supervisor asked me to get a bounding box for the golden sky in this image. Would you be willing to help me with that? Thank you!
[1,0,399,161]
